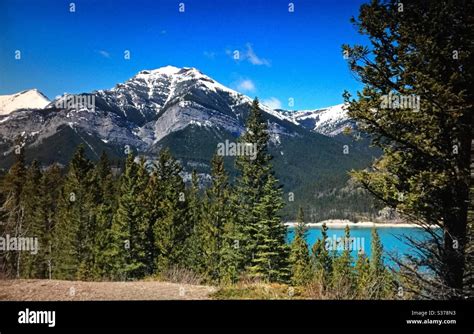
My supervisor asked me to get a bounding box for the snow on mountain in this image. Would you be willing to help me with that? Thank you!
[0,89,50,115]
[0,66,303,156]
[281,103,353,136]
[91,66,297,144]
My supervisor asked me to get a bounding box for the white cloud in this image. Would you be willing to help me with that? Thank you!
[227,43,271,66]
[235,79,256,92]
[245,43,270,66]
[262,97,282,110]
[97,50,111,58]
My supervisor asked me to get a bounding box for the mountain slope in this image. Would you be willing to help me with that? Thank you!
[0,66,379,220]
[278,103,354,137]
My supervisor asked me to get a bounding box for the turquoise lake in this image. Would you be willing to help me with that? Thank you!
[286,226,434,267]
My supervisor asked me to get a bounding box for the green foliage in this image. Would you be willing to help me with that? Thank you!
[290,207,312,286]
[52,145,94,280]
[234,98,290,282]
[109,153,148,279]
[344,0,473,299]
[0,98,399,299]
[331,225,356,298]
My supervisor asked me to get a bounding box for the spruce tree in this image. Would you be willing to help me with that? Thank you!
[369,228,392,298]
[312,223,333,289]
[39,164,63,279]
[290,207,312,286]
[52,145,93,279]
[234,98,290,282]
[182,170,204,275]
[198,155,236,283]
[331,225,355,297]
[0,144,26,277]
[354,249,371,298]
[234,98,272,267]
[91,151,117,279]
[109,153,148,280]
[150,148,187,272]
[20,160,43,278]
[248,174,290,282]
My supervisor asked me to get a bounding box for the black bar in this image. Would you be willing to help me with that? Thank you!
[0,300,472,330]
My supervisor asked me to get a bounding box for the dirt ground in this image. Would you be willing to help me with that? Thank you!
[0,279,217,301]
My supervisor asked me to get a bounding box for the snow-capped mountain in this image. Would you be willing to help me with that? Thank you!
[0,66,376,219]
[31,66,297,151]
[0,89,50,115]
[0,66,367,180]
[279,104,354,137]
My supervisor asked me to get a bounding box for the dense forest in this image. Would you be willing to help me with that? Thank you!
[0,98,394,299]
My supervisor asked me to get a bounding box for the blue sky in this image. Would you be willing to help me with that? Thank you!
[0,0,368,110]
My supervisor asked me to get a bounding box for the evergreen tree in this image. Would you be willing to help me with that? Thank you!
[312,223,333,274]
[331,225,355,298]
[91,152,117,279]
[182,170,204,274]
[368,228,392,299]
[312,223,333,291]
[109,153,147,279]
[20,160,43,278]
[234,98,272,267]
[354,249,371,298]
[290,207,312,285]
[150,148,187,272]
[199,155,236,283]
[52,145,93,279]
[234,98,289,282]
[39,164,63,279]
[0,145,26,277]
[344,0,473,299]
[248,174,290,282]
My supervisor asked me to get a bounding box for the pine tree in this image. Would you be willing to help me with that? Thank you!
[198,155,236,283]
[312,223,333,290]
[234,98,272,267]
[368,228,392,299]
[150,148,187,272]
[354,249,371,298]
[290,207,312,286]
[248,174,290,282]
[20,160,43,278]
[0,146,26,278]
[52,145,94,279]
[234,98,290,282]
[182,170,204,275]
[312,223,332,274]
[91,151,117,279]
[109,153,148,280]
[39,164,63,279]
[344,0,473,299]
[331,225,355,298]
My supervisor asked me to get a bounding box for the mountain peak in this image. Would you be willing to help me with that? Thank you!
[137,66,203,77]
[0,89,50,115]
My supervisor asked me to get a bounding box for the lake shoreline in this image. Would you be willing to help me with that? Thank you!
[285,220,439,229]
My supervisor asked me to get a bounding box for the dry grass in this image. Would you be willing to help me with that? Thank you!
[0,279,216,301]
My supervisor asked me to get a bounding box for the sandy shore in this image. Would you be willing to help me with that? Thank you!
[285,219,439,229]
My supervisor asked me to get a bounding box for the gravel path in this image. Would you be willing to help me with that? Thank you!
[0,279,216,301]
